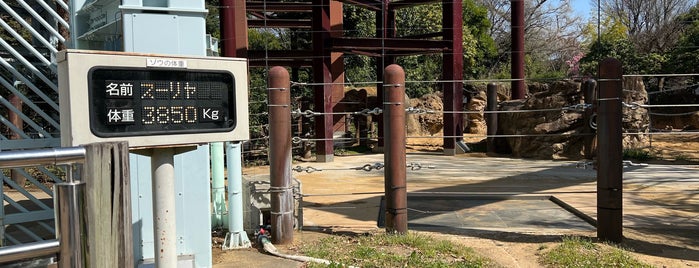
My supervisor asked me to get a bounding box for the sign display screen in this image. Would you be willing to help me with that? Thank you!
[88,67,236,137]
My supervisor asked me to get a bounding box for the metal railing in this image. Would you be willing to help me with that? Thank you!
[0,146,87,267]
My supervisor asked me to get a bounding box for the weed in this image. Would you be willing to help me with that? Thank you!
[301,232,490,268]
[540,236,652,268]
[622,148,654,161]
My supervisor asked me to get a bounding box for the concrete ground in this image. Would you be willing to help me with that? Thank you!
[216,153,699,267]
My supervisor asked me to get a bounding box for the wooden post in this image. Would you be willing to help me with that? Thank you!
[597,58,623,243]
[83,142,134,267]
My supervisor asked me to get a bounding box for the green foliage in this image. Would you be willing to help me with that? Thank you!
[666,4,699,75]
[341,1,497,97]
[302,232,490,268]
[204,0,220,40]
[623,148,655,161]
[579,35,666,76]
[540,236,652,268]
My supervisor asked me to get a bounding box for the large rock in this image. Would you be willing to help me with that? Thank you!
[621,77,650,147]
[407,92,444,136]
[497,81,588,159]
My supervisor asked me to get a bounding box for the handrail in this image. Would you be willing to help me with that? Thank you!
[0,146,85,168]
[0,240,60,264]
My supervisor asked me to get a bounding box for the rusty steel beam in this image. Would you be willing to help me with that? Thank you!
[312,0,335,162]
[332,37,450,51]
[220,0,248,58]
[248,19,312,28]
[248,50,315,58]
[442,0,464,155]
[335,0,382,11]
[486,83,498,154]
[248,59,313,68]
[400,31,444,39]
[247,1,313,12]
[375,1,396,150]
[511,0,526,99]
[383,64,408,234]
[268,66,294,244]
[597,58,623,243]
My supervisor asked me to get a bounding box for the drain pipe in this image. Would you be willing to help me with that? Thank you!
[211,142,226,228]
[223,142,251,249]
[257,230,356,268]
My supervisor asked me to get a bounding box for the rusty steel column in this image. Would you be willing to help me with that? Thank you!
[597,58,623,243]
[9,94,25,185]
[442,0,465,155]
[312,0,335,162]
[511,0,526,99]
[8,94,22,139]
[583,79,598,160]
[486,84,498,154]
[383,64,407,234]
[375,0,396,151]
[268,66,294,244]
[220,0,247,58]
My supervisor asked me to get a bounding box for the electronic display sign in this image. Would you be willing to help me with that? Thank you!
[89,68,235,137]
[58,50,249,148]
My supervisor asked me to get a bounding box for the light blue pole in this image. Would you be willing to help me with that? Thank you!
[210,142,225,228]
[223,142,251,249]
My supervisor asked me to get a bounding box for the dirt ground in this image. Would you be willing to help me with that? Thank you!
[214,134,699,268]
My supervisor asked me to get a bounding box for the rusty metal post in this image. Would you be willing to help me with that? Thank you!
[597,58,623,243]
[312,0,335,162]
[383,64,407,234]
[374,1,396,151]
[268,66,294,244]
[511,0,526,99]
[442,0,465,155]
[220,0,247,58]
[486,84,498,154]
[583,79,598,160]
[8,94,25,186]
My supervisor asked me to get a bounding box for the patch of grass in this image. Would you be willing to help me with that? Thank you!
[334,145,373,156]
[300,232,490,268]
[674,153,691,162]
[622,148,655,161]
[539,236,652,268]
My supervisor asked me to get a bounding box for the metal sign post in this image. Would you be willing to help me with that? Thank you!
[58,50,249,266]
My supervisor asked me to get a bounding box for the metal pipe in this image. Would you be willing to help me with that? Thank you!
[211,142,225,228]
[55,181,87,267]
[0,239,59,264]
[486,83,498,154]
[268,66,294,244]
[511,0,526,99]
[223,142,251,249]
[597,58,623,243]
[383,64,407,234]
[0,146,85,168]
[151,147,177,267]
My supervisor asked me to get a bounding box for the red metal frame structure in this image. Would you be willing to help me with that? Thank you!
[221,0,465,161]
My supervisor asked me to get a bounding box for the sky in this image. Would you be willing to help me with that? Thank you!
[569,0,594,20]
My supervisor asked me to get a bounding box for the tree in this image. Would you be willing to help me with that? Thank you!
[342,1,497,97]
[477,0,584,78]
[599,0,694,53]
[579,16,666,77]
[667,3,699,75]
